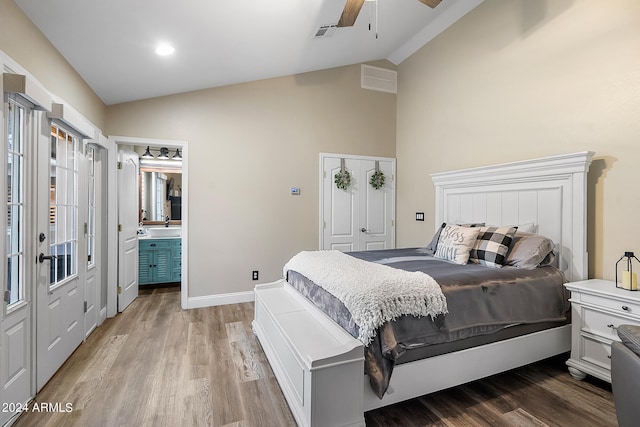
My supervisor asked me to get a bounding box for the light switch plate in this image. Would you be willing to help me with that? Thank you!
[290,187,300,195]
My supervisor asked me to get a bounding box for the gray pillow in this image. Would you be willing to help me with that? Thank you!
[618,325,640,357]
[426,223,446,252]
[505,231,556,269]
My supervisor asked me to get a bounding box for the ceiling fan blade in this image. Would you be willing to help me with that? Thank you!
[337,0,366,27]
[418,0,442,7]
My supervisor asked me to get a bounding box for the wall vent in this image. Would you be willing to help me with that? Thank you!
[361,65,397,94]
[314,24,337,38]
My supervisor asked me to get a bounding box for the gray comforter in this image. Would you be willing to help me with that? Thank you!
[286,248,569,398]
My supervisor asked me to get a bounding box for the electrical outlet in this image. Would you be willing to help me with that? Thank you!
[416,212,425,221]
[252,270,259,281]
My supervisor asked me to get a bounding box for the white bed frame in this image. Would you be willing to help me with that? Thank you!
[253,151,594,427]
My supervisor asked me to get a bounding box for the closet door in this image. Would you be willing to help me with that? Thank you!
[320,154,395,251]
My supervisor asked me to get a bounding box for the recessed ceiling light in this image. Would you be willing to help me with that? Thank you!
[155,43,175,56]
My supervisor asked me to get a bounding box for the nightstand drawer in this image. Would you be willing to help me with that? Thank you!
[582,337,612,371]
[581,293,640,316]
[582,307,640,340]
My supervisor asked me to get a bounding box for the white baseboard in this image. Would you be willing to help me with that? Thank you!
[99,306,107,325]
[186,290,255,309]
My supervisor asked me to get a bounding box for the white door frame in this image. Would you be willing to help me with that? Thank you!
[106,135,188,316]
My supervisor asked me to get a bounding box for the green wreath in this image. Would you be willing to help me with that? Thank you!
[370,170,385,190]
[334,170,352,190]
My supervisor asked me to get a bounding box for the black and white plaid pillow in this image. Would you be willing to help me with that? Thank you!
[469,226,518,268]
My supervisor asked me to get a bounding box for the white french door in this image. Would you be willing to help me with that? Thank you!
[1,95,34,426]
[84,145,99,337]
[35,122,84,391]
[320,154,395,251]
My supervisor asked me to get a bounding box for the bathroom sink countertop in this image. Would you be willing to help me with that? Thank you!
[138,227,182,239]
[138,234,181,240]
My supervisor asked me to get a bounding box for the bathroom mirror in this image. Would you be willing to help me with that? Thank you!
[139,167,182,225]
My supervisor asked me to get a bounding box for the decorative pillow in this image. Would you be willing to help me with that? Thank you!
[426,222,484,253]
[433,224,481,265]
[469,226,518,268]
[505,231,556,269]
[506,222,536,233]
[426,223,446,252]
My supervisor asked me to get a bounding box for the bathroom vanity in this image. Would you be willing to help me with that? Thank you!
[138,234,182,286]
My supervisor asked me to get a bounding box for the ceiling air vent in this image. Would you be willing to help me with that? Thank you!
[361,65,397,94]
[314,24,337,38]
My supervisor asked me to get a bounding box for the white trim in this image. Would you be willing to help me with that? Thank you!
[105,136,118,317]
[107,135,189,311]
[387,0,485,65]
[187,291,254,309]
[99,306,107,326]
[3,73,52,111]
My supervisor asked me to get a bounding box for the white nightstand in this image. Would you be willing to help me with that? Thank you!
[565,279,640,382]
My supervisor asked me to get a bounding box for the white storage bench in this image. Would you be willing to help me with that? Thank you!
[253,280,365,427]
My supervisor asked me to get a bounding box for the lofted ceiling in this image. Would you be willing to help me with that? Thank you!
[15,0,483,105]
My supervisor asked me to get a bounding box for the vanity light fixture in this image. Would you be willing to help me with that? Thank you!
[139,146,183,167]
[141,146,154,159]
[157,147,170,159]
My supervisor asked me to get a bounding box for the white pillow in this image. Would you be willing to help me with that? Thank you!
[509,222,536,233]
[434,224,481,265]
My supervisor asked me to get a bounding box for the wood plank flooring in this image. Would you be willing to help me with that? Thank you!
[14,286,617,427]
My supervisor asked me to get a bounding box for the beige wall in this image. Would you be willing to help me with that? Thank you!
[0,0,106,129]
[106,64,396,297]
[396,0,640,280]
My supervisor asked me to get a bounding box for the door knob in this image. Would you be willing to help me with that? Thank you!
[38,253,57,263]
[361,228,368,233]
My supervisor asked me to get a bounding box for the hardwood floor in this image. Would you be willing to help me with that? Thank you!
[14,286,617,427]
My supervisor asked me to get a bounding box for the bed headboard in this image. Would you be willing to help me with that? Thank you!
[431,151,594,282]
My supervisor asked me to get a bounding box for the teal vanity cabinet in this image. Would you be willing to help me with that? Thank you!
[139,238,181,285]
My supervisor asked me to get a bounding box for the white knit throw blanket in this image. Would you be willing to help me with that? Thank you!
[284,250,448,345]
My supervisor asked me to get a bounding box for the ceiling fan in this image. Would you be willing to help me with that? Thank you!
[337,0,442,27]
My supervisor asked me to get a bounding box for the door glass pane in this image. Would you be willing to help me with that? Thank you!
[87,147,95,266]
[5,99,26,306]
[49,124,78,286]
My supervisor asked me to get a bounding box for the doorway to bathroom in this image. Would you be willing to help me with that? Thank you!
[109,136,188,313]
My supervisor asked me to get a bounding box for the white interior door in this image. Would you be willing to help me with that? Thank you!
[36,122,84,391]
[320,154,395,251]
[322,156,359,252]
[117,148,139,312]
[359,159,395,250]
[1,96,34,425]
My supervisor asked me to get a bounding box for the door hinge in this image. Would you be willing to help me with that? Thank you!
[117,161,123,169]
[84,301,88,313]
[117,286,122,295]
[323,221,326,229]
[3,290,10,303]
[391,219,395,227]
[84,222,88,234]
[323,170,326,178]
[118,224,122,232]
